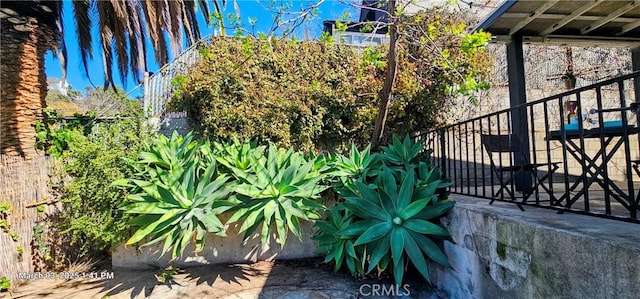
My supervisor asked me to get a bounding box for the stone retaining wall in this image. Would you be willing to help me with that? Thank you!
[112,217,319,269]
[432,195,640,299]
[113,194,640,299]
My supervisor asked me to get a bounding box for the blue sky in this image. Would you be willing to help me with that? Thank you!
[44,1,359,96]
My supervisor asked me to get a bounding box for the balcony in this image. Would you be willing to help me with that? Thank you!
[417,71,640,223]
[334,31,390,46]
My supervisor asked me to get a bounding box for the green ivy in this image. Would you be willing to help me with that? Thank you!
[34,109,95,158]
[32,224,51,262]
[0,202,19,242]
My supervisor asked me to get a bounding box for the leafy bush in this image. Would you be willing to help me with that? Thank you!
[170,8,491,151]
[170,37,379,152]
[314,135,454,285]
[53,113,155,257]
[34,109,95,158]
[0,276,10,292]
[390,8,492,130]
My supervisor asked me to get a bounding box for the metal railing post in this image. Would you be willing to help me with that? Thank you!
[440,128,446,179]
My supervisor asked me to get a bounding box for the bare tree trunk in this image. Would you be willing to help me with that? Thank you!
[0,18,49,158]
[370,0,399,149]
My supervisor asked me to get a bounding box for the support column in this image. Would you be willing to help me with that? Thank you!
[632,47,640,102]
[506,35,532,193]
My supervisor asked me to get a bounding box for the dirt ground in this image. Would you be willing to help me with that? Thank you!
[1,259,445,299]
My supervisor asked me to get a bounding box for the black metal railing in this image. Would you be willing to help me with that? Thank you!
[416,71,640,223]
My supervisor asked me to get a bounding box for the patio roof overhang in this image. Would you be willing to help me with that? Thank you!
[476,0,640,47]
[472,0,640,193]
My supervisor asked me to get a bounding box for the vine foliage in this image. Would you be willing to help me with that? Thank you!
[169,7,491,151]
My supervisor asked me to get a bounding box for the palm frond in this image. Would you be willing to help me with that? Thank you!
[96,1,114,88]
[107,0,130,87]
[181,0,197,45]
[72,0,93,79]
[166,0,183,57]
[53,1,67,83]
[196,0,210,25]
[150,0,169,66]
[58,0,210,87]
[126,1,146,83]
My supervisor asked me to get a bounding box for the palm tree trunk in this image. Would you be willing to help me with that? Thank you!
[1,19,49,158]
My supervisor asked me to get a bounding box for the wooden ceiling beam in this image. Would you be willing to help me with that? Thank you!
[503,12,638,23]
[582,1,640,34]
[490,34,640,47]
[540,0,602,36]
[509,0,560,35]
[617,18,640,35]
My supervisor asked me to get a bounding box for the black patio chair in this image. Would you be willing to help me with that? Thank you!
[480,134,560,206]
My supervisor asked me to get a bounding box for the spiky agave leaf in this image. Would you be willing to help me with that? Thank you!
[312,205,364,275]
[227,144,328,249]
[380,134,424,171]
[121,138,235,259]
[332,143,382,180]
[333,167,454,285]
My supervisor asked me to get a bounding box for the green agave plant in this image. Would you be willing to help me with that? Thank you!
[137,131,200,173]
[226,144,328,248]
[332,143,381,180]
[305,150,335,179]
[117,133,236,259]
[313,205,364,275]
[214,138,265,173]
[121,160,235,259]
[380,135,430,171]
[334,164,454,285]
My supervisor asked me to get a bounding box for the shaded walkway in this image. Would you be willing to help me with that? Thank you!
[8,260,444,299]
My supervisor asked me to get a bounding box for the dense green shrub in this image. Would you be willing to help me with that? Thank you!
[54,113,155,257]
[170,38,379,152]
[314,136,454,285]
[34,109,96,158]
[170,8,491,152]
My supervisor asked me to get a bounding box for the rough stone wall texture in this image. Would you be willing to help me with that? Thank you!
[443,44,633,124]
[432,195,640,299]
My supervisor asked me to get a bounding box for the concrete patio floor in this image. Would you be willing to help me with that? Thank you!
[451,182,640,221]
[4,259,444,299]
